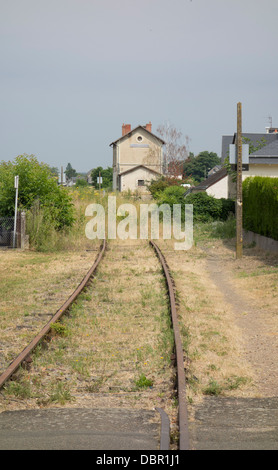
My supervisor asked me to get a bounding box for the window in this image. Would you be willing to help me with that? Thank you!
[137,135,143,142]
[138,180,145,186]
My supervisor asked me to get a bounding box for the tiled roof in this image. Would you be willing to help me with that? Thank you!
[192,167,227,190]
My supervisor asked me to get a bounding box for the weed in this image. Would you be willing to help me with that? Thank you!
[4,381,32,399]
[134,374,153,389]
[50,322,69,337]
[203,380,223,396]
[49,382,72,404]
[225,376,250,390]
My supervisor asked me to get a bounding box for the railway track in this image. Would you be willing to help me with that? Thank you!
[0,240,190,450]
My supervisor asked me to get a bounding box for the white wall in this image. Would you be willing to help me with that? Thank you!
[206,176,228,199]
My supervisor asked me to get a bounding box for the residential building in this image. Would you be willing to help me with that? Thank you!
[193,128,278,199]
[110,122,165,192]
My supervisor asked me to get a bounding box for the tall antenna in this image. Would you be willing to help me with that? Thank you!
[268,116,273,127]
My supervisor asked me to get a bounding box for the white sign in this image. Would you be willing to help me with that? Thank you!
[229,144,249,164]
[14,175,19,189]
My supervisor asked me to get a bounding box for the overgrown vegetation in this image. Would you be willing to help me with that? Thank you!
[147,178,235,223]
[243,176,278,241]
[0,154,75,230]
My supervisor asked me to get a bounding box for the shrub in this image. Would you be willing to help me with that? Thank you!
[0,154,75,230]
[184,192,223,222]
[147,177,175,199]
[157,185,186,206]
[243,176,278,241]
[219,198,235,220]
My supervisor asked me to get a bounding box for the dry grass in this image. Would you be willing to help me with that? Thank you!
[156,238,256,403]
[0,240,179,446]
[0,247,99,372]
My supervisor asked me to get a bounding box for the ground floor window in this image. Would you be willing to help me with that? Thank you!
[137,180,145,186]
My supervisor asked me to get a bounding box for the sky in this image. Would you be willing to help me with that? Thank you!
[1,0,278,174]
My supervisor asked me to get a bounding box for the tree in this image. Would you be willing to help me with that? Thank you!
[91,166,113,189]
[0,154,75,229]
[65,163,77,181]
[183,151,221,182]
[156,122,189,177]
[49,166,59,178]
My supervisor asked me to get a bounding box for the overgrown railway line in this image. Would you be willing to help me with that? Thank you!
[0,240,190,450]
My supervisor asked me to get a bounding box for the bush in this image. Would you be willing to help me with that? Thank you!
[0,154,75,230]
[184,192,223,222]
[243,176,278,241]
[157,185,186,206]
[219,198,235,220]
[147,177,177,199]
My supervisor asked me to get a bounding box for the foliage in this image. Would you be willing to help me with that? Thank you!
[183,151,221,182]
[75,178,89,187]
[151,181,235,223]
[219,198,235,220]
[242,176,278,241]
[242,136,267,154]
[64,162,77,181]
[157,185,186,207]
[209,216,236,239]
[0,154,75,230]
[184,192,223,222]
[91,166,113,189]
[147,176,181,199]
[134,374,153,389]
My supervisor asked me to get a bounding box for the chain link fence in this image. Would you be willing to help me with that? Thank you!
[0,217,15,247]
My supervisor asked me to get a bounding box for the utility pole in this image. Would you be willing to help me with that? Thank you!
[61,166,63,186]
[236,102,243,259]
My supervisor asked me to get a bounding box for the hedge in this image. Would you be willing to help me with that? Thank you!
[242,176,278,241]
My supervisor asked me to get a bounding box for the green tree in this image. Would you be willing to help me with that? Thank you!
[91,166,113,189]
[183,151,221,182]
[49,166,59,177]
[65,163,77,181]
[0,154,75,229]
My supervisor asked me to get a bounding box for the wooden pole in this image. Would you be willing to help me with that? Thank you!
[236,103,243,259]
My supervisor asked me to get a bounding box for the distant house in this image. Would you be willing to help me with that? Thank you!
[66,177,77,187]
[190,127,278,199]
[208,165,222,177]
[223,129,278,197]
[190,167,229,199]
[110,122,165,192]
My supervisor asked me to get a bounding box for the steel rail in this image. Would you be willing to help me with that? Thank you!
[150,240,190,450]
[0,240,106,390]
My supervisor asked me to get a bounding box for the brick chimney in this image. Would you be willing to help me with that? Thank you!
[122,123,131,136]
[145,121,152,133]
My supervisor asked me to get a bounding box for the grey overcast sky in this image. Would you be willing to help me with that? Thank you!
[1,0,278,172]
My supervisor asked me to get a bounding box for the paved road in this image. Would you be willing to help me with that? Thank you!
[189,397,278,450]
[0,408,163,450]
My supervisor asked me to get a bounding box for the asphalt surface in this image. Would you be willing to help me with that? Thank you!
[2,398,278,450]
[0,408,162,450]
[189,397,278,450]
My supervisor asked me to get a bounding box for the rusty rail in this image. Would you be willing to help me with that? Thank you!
[0,241,106,390]
[150,241,190,450]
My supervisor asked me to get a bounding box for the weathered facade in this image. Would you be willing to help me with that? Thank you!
[110,122,165,192]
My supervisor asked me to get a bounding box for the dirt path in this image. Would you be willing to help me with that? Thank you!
[204,241,278,397]
[157,237,278,401]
